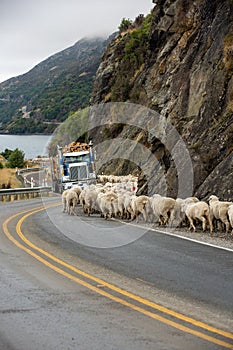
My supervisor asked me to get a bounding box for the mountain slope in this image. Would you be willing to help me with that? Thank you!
[0,36,110,134]
[90,0,233,199]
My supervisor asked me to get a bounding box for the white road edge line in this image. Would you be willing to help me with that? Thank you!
[112,218,233,253]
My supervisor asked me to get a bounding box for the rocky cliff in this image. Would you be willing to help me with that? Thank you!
[90,0,233,200]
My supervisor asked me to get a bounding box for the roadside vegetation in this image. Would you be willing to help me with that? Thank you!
[0,154,22,188]
[1,148,25,168]
[111,13,152,101]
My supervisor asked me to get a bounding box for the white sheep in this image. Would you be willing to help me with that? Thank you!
[123,194,136,220]
[61,189,69,212]
[172,197,199,227]
[97,191,118,219]
[112,192,124,219]
[79,188,87,213]
[150,194,176,226]
[83,187,98,216]
[66,190,78,215]
[131,195,151,223]
[228,204,233,234]
[208,195,232,233]
[182,201,213,232]
[61,187,81,213]
[71,185,82,203]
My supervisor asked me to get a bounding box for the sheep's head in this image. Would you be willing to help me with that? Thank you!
[180,202,187,213]
[208,195,218,203]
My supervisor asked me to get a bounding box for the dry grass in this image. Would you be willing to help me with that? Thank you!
[0,168,22,188]
[0,155,22,188]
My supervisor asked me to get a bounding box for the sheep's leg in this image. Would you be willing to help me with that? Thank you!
[225,221,230,233]
[168,209,175,227]
[207,214,213,233]
[71,201,75,215]
[217,220,223,231]
[163,212,169,225]
[136,210,143,223]
[149,211,155,223]
[62,199,67,212]
[201,216,207,231]
[158,216,165,226]
[142,209,148,222]
[187,215,196,231]
[211,218,216,231]
[131,213,136,221]
[152,213,159,225]
[119,208,124,219]
[219,217,230,233]
[128,210,133,220]
[127,207,132,219]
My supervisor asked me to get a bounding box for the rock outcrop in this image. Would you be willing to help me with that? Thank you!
[90,0,233,200]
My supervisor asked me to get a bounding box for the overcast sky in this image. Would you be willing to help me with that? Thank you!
[0,0,154,83]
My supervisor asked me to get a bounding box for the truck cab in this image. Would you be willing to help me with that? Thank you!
[51,141,97,193]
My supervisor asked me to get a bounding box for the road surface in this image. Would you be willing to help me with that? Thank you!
[0,197,233,350]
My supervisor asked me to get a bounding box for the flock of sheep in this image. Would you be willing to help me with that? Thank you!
[61,175,233,235]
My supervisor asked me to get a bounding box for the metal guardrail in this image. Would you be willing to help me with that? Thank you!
[0,187,52,202]
[18,167,42,174]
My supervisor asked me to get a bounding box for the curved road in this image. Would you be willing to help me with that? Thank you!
[0,197,233,350]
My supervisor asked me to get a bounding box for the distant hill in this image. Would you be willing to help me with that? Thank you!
[0,36,111,134]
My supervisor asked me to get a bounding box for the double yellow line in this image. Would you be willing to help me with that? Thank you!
[2,203,233,349]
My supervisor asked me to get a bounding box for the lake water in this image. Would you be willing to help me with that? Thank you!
[0,134,52,159]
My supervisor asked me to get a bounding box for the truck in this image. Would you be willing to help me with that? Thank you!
[50,140,97,193]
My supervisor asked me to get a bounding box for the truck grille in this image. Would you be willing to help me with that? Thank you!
[70,165,88,180]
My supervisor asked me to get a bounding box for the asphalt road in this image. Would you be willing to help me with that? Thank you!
[22,169,48,187]
[0,197,233,350]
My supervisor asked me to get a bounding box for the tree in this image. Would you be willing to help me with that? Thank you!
[1,148,13,160]
[6,148,25,168]
[119,18,132,33]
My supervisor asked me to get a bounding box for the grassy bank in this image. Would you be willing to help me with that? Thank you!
[0,155,22,188]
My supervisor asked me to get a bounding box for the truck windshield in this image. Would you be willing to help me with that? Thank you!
[64,154,90,164]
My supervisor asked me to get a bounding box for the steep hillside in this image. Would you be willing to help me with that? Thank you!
[0,36,111,134]
[90,0,233,200]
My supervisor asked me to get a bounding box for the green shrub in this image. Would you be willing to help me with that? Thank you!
[1,148,13,160]
[111,13,152,102]
[6,148,25,168]
[119,18,133,33]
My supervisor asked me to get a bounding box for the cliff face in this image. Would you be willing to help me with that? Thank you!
[91,0,233,200]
